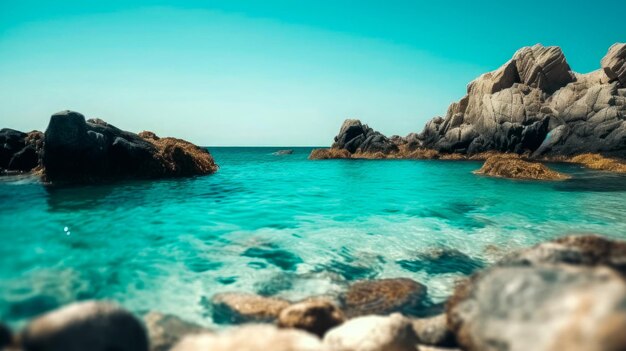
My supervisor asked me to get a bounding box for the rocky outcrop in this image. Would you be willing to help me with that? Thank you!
[474,154,570,180]
[20,301,148,351]
[309,148,352,160]
[323,313,419,351]
[210,292,290,324]
[41,111,217,183]
[278,298,346,337]
[143,312,208,351]
[568,153,626,173]
[172,325,322,351]
[0,128,42,172]
[340,278,427,317]
[318,43,626,161]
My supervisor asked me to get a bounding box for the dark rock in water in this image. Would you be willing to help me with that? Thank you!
[8,143,38,171]
[210,292,290,324]
[143,312,208,351]
[242,246,303,271]
[498,234,626,275]
[41,110,217,183]
[412,314,456,347]
[278,298,346,337]
[397,248,484,275]
[0,128,27,168]
[447,265,626,351]
[331,119,398,154]
[171,324,322,351]
[602,43,626,87]
[0,128,41,172]
[0,323,12,349]
[273,149,294,155]
[340,278,427,317]
[20,301,148,351]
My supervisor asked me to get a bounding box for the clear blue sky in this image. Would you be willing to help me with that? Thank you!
[1,0,624,146]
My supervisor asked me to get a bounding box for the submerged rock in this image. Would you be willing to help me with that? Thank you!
[323,313,418,351]
[143,312,208,351]
[41,111,217,183]
[278,298,346,337]
[273,149,294,155]
[473,154,569,180]
[210,292,290,324]
[340,278,427,317]
[171,324,322,351]
[447,265,626,351]
[20,301,148,351]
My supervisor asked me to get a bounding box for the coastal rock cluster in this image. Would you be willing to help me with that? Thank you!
[1,110,217,183]
[311,43,626,176]
[3,234,626,351]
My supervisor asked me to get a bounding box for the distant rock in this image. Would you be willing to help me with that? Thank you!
[210,292,290,324]
[41,111,217,183]
[447,265,626,351]
[473,154,569,180]
[20,301,148,351]
[309,148,352,160]
[323,313,419,351]
[143,312,208,351]
[171,324,322,351]
[278,298,346,337]
[273,149,294,155]
[340,278,427,317]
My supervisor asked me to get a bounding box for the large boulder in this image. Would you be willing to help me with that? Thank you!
[447,265,626,351]
[210,292,290,324]
[0,128,41,172]
[278,298,346,337]
[171,324,323,351]
[601,43,626,87]
[20,301,148,351]
[41,111,217,183]
[340,278,427,317]
[323,313,419,351]
[331,119,398,154]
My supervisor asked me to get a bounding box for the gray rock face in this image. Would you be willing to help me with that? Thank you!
[602,43,626,87]
[323,313,419,351]
[172,325,323,351]
[20,301,148,351]
[418,43,626,158]
[447,265,626,351]
[331,119,398,154]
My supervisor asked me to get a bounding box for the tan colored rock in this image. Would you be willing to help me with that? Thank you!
[412,314,455,347]
[278,298,345,337]
[601,43,626,87]
[569,153,626,173]
[513,44,575,94]
[309,148,352,160]
[210,292,290,323]
[323,313,418,351]
[341,278,427,317]
[171,324,323,351]
[474,154,569,180]
[143,312,208,351]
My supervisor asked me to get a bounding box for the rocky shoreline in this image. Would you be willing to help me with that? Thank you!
[1,110,218,184]
[310,42,626,179]
[2,234,625,351]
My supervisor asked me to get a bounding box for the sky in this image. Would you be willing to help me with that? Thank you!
[1,1,624,146]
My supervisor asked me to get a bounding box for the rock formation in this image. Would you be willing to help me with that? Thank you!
[340,278,427,317]
[473,154,570,180]
[0,129,42,173]
[41,110,217,183]
[316,43,626,161]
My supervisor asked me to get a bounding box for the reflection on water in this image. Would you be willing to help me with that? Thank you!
[1,147,626,327]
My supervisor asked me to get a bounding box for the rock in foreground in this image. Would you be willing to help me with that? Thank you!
[210,292,290,324]
[42,110,217,183]
[278,298,346,337]
[341,278,427,317]
[20,301,148,351]
[143,312,208,351]
[172,325,322,351]
[474,154,569,180]
[447,265,626,351]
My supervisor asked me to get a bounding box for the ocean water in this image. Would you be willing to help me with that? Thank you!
[1,147,626,327]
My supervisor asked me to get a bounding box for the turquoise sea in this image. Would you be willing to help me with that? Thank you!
[1,147,626,327]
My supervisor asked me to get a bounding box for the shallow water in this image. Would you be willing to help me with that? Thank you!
[1,147,626,327]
